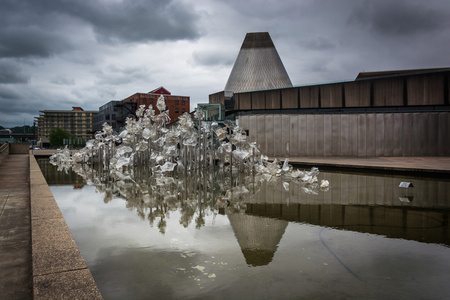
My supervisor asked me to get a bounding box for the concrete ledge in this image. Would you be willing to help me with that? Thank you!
[270,156,450,175]
[30,155,102,299]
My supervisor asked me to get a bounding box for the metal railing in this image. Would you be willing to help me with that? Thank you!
[0,143,8,153]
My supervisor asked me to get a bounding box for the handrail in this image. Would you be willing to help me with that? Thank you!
[0,143,8,153]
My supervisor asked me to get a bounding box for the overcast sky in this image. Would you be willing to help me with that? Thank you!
[1,0,449,128]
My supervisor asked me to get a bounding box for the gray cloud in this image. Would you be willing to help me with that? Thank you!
[0,82,81,128]
[0,0,203,59]
[1,0,450,129]
[78,0,203,44]
[0,87,40,128]
[0,60,29,83]
[0,26,74,59]
[0,86,21,101]
[192,51,235,67]
[0,0,77,58]
[298,37,336,51]
[348,0,449,36]
[94,65,150,86]
[51,77,76,86]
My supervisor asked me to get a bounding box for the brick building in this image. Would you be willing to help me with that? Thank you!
[122,87,190,123]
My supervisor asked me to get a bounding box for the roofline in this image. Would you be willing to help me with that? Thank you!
[148,86,171,94]
[356,67,450,80]
[123,93,190,99]
[39,110,98,113]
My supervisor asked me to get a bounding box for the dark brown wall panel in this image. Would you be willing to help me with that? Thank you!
[407,73,445,105]
[238,93,252,110]
[281,87,299,109]
[344,81,371,107]
[265,90,281,109]
[320,84,343,108]
[233,93,240,110]
[373,78,404,106]
[299,86,319,108]
[208,91,225,105]
[251,91,265,109]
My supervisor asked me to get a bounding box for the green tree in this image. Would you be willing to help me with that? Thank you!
[10,125,33,133]
[49,127,71,147]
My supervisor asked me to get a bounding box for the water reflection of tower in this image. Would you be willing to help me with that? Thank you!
[227,212,288,266]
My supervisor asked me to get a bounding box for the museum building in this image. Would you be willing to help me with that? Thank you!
[209,32,450,157]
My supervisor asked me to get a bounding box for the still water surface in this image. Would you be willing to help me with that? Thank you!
[39,158,450,300]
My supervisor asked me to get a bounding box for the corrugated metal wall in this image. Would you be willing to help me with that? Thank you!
[237,112,450,157]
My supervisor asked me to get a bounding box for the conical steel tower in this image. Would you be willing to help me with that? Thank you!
[224,32,293,93]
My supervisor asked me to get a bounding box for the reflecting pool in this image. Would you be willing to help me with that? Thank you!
[38,158,450,300]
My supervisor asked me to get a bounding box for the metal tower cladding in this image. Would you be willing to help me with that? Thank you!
[224,32,293,93]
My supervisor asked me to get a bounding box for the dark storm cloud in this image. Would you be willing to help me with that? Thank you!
[348,0,449,36]
[75,0,203,44]
[0,60,29,83]
[0,87,55,114]
[0,0,78,58]
[0,86,41,128]
[0,86,20,101]
[0,27,73,59]
[0,0,202,59]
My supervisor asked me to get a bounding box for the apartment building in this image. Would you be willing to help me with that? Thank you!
[35,107,98,146]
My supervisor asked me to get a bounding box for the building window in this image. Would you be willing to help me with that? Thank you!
[106,114,110,120]
[175,108,179,113]
[175,100,179,105]
[182,108,185,113]
[112,114,116,120]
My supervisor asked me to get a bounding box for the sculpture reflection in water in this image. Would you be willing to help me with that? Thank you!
[50,95,329,234]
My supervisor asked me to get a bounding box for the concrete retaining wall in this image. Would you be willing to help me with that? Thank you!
[10,143,29,154]
[30,155,102,299]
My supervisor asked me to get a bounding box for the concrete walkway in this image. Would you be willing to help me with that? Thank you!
[0,153,102,299]
[0,154,32,299]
